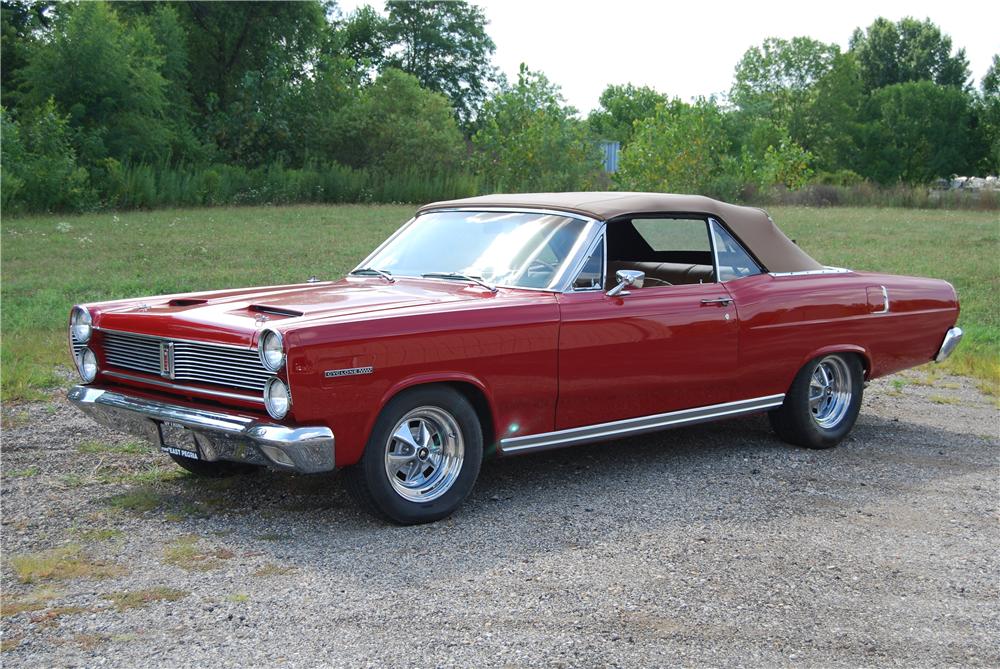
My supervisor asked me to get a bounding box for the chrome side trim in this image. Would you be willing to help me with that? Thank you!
[769,266,851,277]
[499,394,786,455]
[934,326,963,363]
[96,328,254,350]
[68,385,334,473]
[102,371,265,404]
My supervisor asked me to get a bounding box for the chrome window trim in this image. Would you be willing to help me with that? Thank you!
[769,266,851,277]
[96,328,255,351]
[102,370,266,404]
[707,217,722,283]
[351,208,603,294]
[500,393,786,454]
[709,218,765,282]
[567,226,607,292]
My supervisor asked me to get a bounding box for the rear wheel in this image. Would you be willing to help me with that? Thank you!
[168,453,257,478]
[769,353,864,449]
[344,386,483,525]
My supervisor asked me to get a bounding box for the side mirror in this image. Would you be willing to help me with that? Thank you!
[607,269,645,297]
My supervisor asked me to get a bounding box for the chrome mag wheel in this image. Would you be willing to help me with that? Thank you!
[809,356,854,429]
[383,406,465,502]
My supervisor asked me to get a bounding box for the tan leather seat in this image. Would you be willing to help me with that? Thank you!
[608,261,714,287]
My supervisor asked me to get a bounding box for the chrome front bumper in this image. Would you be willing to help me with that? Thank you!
[934,326,964,363]
[67,386,335,473]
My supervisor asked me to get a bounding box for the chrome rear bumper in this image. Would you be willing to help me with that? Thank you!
[934,326,964,363]
[67,385,335,473]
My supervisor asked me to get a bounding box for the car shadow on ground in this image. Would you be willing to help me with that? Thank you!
[116,410,996,581]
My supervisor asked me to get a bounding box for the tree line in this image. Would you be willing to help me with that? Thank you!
[1,0,997,213]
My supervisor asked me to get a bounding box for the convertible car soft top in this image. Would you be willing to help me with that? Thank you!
[419,191,824,273]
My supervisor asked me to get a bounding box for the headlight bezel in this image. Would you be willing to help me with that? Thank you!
[258,329,285,372]
[70,305,92,344]
[264,377,291,420]
[78,347,98,382]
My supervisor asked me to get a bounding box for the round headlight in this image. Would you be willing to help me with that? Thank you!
[259,329,285,372]
[71,306,92,343]
[78,347,98,382]
[264,377,291,419]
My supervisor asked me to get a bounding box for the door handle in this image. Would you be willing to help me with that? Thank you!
[700,297,733,306]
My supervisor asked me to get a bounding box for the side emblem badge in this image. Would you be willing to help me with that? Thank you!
[324,366,374,378]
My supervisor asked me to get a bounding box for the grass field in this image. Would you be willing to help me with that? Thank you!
[2,204,997,401]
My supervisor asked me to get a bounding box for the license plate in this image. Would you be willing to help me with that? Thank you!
[157,420,199,460]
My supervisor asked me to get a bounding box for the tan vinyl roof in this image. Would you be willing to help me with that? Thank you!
[418,192,823,272]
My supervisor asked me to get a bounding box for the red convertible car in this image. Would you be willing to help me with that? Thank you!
[68,193,962,524]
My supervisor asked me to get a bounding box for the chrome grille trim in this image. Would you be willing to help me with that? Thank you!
[70,332,86,363]
[101,331,270,392]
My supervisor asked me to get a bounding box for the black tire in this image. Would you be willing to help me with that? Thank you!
[168,453,258,478]
[343,386,483,525]
[769,353,864,449]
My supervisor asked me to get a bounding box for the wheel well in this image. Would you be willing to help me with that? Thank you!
[443,381,496,454]
[386,381,496,455]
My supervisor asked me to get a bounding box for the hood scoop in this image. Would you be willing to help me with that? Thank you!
[168,298,208,307]
[248,304,304,318]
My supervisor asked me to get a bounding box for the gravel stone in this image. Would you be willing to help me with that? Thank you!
[1,370,997,667]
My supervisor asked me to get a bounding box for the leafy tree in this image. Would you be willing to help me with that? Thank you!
[729,36,840,151]
[1,0,54,104]
[168,1,327,112]
[978,54,1000,172]
[588,83,667,146]
[18,1,172,164]
[384,0,496,129]
[341,68,464,175]
[616,99,729,194]
[471,64,601,192]
[849,17,970,92]
[1,100,95,211]
[798,52,866,172]
[337,4,390,82]
[859,81,974,183]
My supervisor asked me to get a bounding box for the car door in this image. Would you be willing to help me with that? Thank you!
[554,217,740,430]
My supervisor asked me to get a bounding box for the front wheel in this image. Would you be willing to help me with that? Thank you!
[769,353,864,449]
[343,386,483,525]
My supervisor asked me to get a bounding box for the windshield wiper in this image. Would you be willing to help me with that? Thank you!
[350,267,394,283]
[421,272,498,293]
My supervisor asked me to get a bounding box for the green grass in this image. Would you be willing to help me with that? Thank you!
[1,204,996,399]
[9,545,123,583]
[103,587,188,611]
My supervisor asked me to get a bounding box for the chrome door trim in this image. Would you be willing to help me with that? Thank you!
[499,393,785,455]
[102,370,265,404]
[769,267,851,277]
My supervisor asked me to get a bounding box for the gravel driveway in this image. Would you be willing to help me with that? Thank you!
[2,370,997,668]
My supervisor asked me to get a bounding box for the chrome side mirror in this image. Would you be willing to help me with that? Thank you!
[607,269,645,297]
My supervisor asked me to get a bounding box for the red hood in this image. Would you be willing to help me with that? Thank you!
[91,278,499,346]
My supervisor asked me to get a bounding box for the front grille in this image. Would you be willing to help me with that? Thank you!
[102,331,270,392]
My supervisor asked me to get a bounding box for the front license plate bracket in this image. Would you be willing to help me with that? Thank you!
[156,420,200,460]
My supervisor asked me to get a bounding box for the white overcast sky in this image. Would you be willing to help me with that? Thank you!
[337,0,1000,114]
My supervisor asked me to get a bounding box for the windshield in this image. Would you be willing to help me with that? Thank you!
[362,211,592,289]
